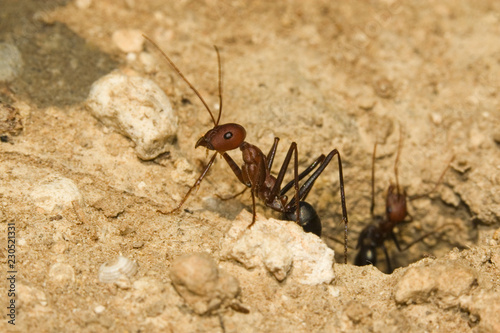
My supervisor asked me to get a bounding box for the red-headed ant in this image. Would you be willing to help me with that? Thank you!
[355,129,453,272]
[143,36,349,262]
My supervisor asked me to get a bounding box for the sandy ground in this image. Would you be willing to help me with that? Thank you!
[1,0,500,332]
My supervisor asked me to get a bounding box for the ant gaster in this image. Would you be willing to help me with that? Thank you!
[355,130,453,272]
[143,36,349,262]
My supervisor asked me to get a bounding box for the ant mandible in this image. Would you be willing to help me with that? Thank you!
[355,129,453,272]
[143,36,349,263]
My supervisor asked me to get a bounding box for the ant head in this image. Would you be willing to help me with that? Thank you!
[386,184,407,223]
[195,123,246,153]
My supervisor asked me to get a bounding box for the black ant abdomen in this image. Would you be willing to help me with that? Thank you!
[282,201,322,237]
[354,220,382,267]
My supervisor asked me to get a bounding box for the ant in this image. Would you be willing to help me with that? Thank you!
[354,129,453,272]
[143,36,349,262]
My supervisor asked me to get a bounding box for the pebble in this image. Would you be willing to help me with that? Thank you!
[133,277,164,297]
[221,210,336,285]
[170,253,241,315]
[394,261,476,307]
[86,72,178,160]
[30,176,84,214]
[75,0,92,9]
[17,284,47,309]
[0,101,23,137]
[94,305,105,314]
[48,263,75,285]
[430,112,443,125]
[112,29,144,53]
[0,43,23,82]
[357,96,376,110]
[344,300,372,324]
[132,241,145,249]
[139,52,157,74]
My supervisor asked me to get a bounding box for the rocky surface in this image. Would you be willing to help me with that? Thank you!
[1,1,499,332]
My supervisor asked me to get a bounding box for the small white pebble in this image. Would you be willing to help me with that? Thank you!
[358,96,376,110]
[430,113,442,125]
[328,286,340,297]
[112,29,144,53]
[94,305,106,314]
[30,176,84,213]
[139,52,157,73]
[49,263,75,284]
[75,0,92,9]
[126,52,137,62]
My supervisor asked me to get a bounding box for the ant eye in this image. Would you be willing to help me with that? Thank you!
[224,132,233,140]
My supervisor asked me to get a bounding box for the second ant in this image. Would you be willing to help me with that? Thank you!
[354,129,454,273]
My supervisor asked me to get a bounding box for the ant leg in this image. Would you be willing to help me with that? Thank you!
[390,230,403,252]
[221,152,247,185]
[216,187,248,201]
[284,149,349,264]
[266,138,280,171]
[279,154,325,196]
[409,155,455,201]
[393,126,404,196]
[386,223,453,272]
[398,223,453,252]
[292,145,300,228]
[249,188,257,228]
[326,234,357,250]
[161,152,218,214]
[382,243,393,273]
[286,150,345,209]
[370,142,378,218]
[269,142,301,226]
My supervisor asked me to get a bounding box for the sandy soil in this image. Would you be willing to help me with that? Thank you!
[1,0,500,332]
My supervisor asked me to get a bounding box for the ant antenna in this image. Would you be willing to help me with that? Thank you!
[370,142,378,217]
[143,34,219,127]
[394,126,404,196]
[409,154,455,201]
[214,45,223,126]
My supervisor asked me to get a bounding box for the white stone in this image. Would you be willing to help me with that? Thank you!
[48,263,75,284]
[17,284,47,309]
[139,51,157,74]
[94,305,105,314]
[75,0,92,9]
[112,29,144,53]
[30,176,84,213]
[86,73,177,160]
[221,210,335,285]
